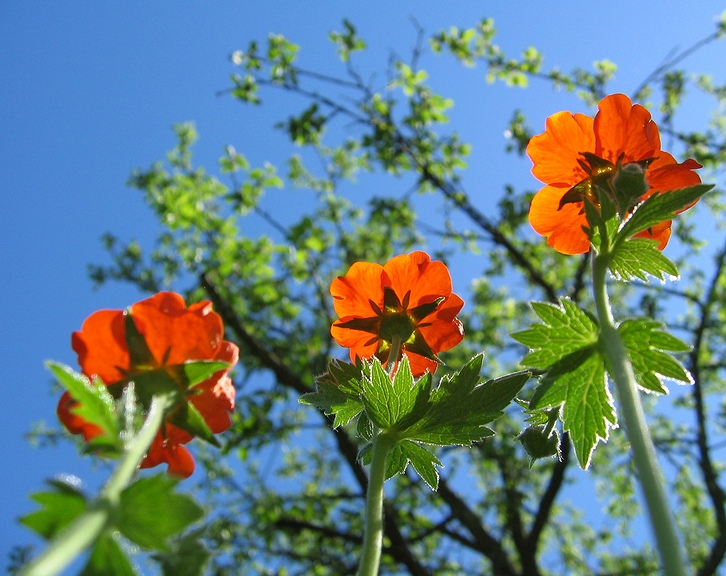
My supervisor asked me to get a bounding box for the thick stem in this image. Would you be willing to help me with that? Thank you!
[22,395,171,576]
[357,430,394,576]
[592,252,687,576]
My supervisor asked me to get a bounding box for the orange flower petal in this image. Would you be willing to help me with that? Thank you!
[131,292,224,367]
[330,262,385,319]
[330,322,379,363]
[141,434,196,478]
[528,111,595,186]
[594,93,660,163]
[384,252,453,308]
[529,185,592,255]
[72,309,128,384]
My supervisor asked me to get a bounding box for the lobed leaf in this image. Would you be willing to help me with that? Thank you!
[118,474,205,551]
[619,318,692,394]
[609,238,679,282]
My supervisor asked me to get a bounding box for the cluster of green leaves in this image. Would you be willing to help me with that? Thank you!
[302,355,528,489]
[513,298,692,468]
[21,475,205,576]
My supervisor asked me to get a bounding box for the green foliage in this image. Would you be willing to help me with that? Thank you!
[118,475,204,551]
[619,318,692,394]
[513,299,616,468]
[609,238,679,282]
[20,479,88,540]
[80,534,136,576]
[47,361,121,454]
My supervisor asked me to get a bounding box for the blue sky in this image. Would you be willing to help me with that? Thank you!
[2,1,725,570]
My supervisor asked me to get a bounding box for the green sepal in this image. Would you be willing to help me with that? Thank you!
[125,311,156,369]
[81,533,137,576]
[20,479,88,540]
[118,474,205,551]
[616,183,713,244]
[166,397,219,447]
[619,318,692,394]
[178,360,233,389]
[609,238,679,282]
[47,361,120,444]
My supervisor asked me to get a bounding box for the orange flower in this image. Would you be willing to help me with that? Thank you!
[527,93,702,254]
[330,251,464,376]
[57,292,238,478]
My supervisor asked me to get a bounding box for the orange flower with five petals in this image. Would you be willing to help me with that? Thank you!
[57,291,238,478]
[526,93,702,254]
[330,251,464,377]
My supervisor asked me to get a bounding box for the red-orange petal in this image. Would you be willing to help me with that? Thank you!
[330,262,385,319]
[141,433,196,478]
[528,112,595,186]
[529,185,592,255]
[72,309,129,384]
[594,93,660,164]
[131,292,224,367]
[384,251,453,308]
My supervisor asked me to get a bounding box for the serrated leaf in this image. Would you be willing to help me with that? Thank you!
[619,318,693,394]
[384,443,409,479]
[47,361,118,439]
[20,479,88,540]
[610,238,679,282]
[118,474,204,551]
[406,354,522,446]
[81,533,137,576]
[361,357,430,430]
[531,351,615,469]
[299,379,364,427]
[617,184,713,241]
[512,299,599,369]
[399,441,442,490]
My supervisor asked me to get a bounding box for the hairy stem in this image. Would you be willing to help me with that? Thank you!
[358,430,395,576]
[22,395,171,576]
[592,251,686,576]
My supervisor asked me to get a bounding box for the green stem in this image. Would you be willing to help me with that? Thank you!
[592,251,687,576]
[22,394,172,576]
[357,430,394,576]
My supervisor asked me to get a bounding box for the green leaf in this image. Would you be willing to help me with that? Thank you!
[118,474,205,551]
[81,533,137,576]
[609,238,679,282]
[152,530,210,576]
[399,441,442,490]
[405,355,526,446]
[20,479,88,540]
[361,357,431,430]
[299,378,364,428]
[617,184,713,242]
[512,299,599,369]
[531,351,615,469]
[47,361,119,440]
[619,318,692,394]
